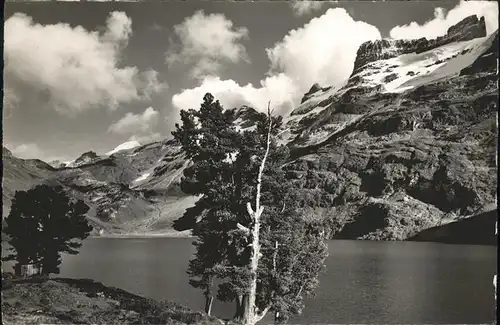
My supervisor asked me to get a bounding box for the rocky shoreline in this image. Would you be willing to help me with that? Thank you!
[90,229,195,239]
[1,276,224,325]
[88,215,497,245]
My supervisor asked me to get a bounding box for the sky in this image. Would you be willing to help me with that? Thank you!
[3,0,498,162]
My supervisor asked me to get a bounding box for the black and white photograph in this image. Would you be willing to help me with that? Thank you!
[1,0,498,324]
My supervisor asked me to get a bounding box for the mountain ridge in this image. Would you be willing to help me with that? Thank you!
[2,15,497,243]
[352,15,487,75]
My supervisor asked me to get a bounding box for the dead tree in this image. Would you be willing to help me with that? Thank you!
[239,102,273,325]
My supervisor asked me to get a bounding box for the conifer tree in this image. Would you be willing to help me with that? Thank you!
[173,93,328,323]
[173,93,247,315]
[3,184,93,276]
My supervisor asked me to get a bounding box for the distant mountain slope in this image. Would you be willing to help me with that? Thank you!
[2,15,497,242]
[2,114,259,236]
[2,147,55,216]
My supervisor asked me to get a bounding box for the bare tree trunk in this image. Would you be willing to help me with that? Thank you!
[272,241,279,274]
[234,295,245,320]
[204,295,214,316]
[240,102,273,325]
[274,311,283,324]
[14,263,21,277]
[203,277,214,316]
[241,294,251,322]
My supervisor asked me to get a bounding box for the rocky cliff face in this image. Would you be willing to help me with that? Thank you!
[279,15,497,241]
[2,15,497,241]
[73,151,99,166]
[352,15,486,75]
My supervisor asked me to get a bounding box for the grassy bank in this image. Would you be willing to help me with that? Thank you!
[2,276,223,325]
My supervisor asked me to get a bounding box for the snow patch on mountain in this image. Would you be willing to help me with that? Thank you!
[106,140,141,155]
[234,118,257,133]
[279,25,495,149]
[401,35,494,88]
[290,87,337,117]
[351,36,491,94]
[134,172,151,183]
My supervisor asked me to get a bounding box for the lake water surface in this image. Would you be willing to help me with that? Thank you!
[5,238,497,323]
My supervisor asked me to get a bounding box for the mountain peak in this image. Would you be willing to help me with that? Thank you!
[446,15,485,39]
[352,15,486,75]
[300,83,325,104]
[74,151,98,163]
[106,140,141,156]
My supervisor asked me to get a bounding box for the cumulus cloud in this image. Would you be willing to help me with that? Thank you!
[128,132,163,144]
[172,74,299,115]
[8,143,63,162]
[267,8,381,92]
[290,1,325,16]
[102,11,132,45]
[108,107,159,135]
[10,143,45,159]
[135,69,168,100]
[390,0,499,40]
[166,10,249,79]
[4,11,166,115]
[172,8,381,116]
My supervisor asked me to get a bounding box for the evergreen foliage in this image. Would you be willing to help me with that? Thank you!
[3,184,93,276]
[172,93,328,323]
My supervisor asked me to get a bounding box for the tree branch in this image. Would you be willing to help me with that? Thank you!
[246,202,254,217]
[255,305,272,323]
[237,223,250,235]
[272,240,279,275]
[255,101,273,214]
[295,283,305,299]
